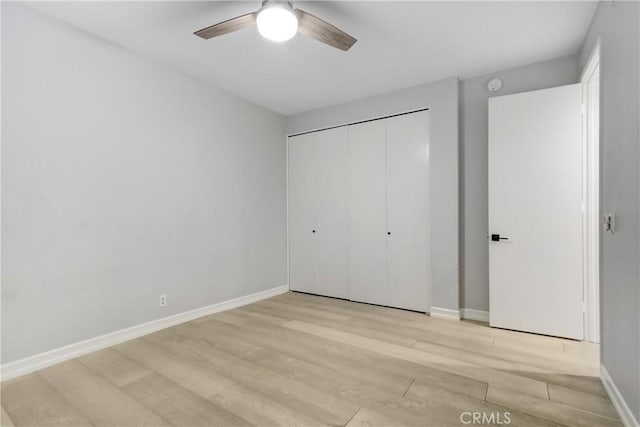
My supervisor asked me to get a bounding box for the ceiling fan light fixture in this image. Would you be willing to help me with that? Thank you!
[194,0,356,51]
[256,2,298,42]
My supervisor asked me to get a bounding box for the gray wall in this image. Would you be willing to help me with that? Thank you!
[579,1,640,420]
[286,77,460,312]
[1,3,287,363]
[460,56,579,311]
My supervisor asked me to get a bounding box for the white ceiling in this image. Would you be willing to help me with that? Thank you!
[27,1,597,116]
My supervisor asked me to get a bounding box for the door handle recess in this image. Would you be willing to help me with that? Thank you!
[490,234,508,242]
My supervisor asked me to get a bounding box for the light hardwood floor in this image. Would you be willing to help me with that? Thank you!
[1,291,620,426]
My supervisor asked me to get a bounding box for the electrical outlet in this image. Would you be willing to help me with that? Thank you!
[159,294,167,307]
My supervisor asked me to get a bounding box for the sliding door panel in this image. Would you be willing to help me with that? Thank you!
[348,120,388,306]
[315,127,349,299]
[288,133,318,293]
[386,111,430,312]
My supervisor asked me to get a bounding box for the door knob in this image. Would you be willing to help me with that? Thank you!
[490,234,508,242]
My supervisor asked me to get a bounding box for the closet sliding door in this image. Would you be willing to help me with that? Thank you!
[347,120,388,306]
[315,127,349,299]
[288,128,349,299]
[289,110,430,312]
[386,111,430,312]
[289,132,318,294]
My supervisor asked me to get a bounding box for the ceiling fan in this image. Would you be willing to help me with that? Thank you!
[194,0,357,51]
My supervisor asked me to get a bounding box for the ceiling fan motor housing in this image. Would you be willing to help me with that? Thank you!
[261,0,294,10]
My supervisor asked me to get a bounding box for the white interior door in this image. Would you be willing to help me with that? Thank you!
[386,111,430,312]
[489,84,583,339]
[288,132,318,294]
[315,127,349,299]
[348,120,388,306]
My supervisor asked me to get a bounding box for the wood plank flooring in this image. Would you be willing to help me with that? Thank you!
[1,291,620,426]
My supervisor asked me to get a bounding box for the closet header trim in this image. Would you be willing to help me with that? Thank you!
[288,107,430,138]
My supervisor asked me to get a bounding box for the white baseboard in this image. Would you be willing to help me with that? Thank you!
[601,364,640,427]
[461,308,490,322]
[0,284,289,382]
[429,306,461,321]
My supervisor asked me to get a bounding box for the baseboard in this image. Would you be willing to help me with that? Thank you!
[429,306,461,321]
[461,308,490,322]
[0,284,289,382]
[601,364,640,427]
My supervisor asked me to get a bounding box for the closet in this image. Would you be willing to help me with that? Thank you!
[288,109,430,312]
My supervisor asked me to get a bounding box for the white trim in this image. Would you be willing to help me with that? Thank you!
[581,38,601,343]
[461,308,489,322]
[0,285,289,382]
[286,134,291,292]
[580,38,601,82]
[600,365,640,427]
[285,107,431,138]
[429,306,461,321]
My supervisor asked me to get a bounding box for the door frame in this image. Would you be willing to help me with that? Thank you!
[581,38,601,343]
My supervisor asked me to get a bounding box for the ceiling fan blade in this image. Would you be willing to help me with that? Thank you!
[295,9,357,51]
[194,12,257,40]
